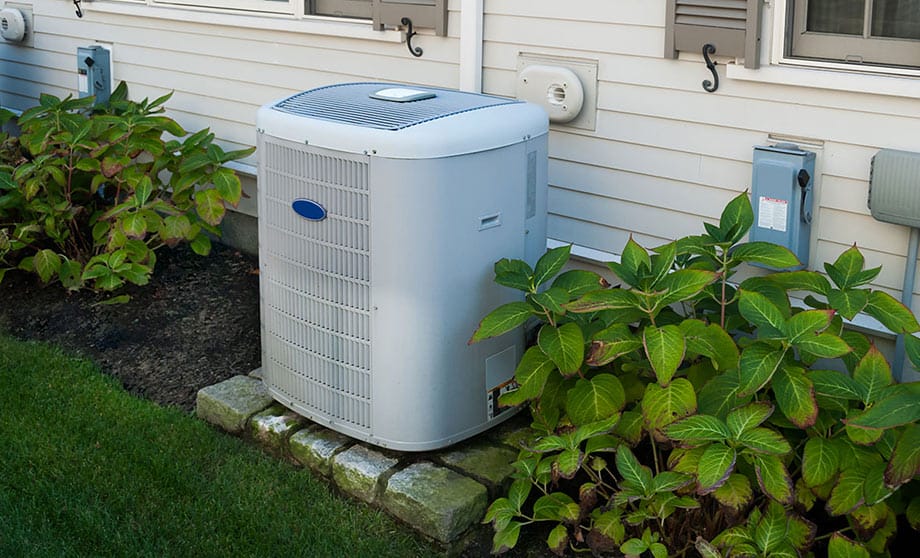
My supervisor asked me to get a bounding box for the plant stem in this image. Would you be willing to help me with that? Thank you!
[650,435,661,476]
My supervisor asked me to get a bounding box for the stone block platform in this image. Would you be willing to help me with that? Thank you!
[196,375,530,549]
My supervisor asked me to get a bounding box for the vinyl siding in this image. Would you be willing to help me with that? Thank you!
[481,0,920,317]
[2,0,920,318]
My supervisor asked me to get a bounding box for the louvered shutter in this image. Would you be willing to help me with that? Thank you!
[372,0,448,37]
[665,0,763,69]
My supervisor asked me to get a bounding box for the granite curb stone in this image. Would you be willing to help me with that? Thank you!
[250,405,306,452]
[437,442,517,492]
[331,445,399,503]
[382,462,489,543]
[289,427,353,476]
[195,375,273,433]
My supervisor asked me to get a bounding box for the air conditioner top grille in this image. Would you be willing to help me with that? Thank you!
[272,82,519,131]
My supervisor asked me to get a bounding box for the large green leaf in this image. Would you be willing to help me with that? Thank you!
[643,324,685,386]
[846,390,920,430]
[808,369,865,408]
[863,463,893,506]
[785,309,835,343]
[738,343,785,397]
[768,270,831,296]
[753,454,793,505]
[698,372,751,419]
[907,497,920,531]
[666,415,730,444]
[712,473,753,511]
[826,246,866,289]
[738,290,786,337]
[754,502,788,553]
[652,471,692,493]
[642,379,697,435]
[586,324,642,366]
[773,366,818,429]
[656,269,719,307]
[546,524,568,555]
[737,427,792,455]
[865,290,920,334]
[827,533,870,558]
[532,245,571,288]
[190,232,211,256]
[491,520,522,554]
[615,445,653,495]
[680,319,739,371]
[826,469,866,516]
[697,443,737,493]
[886,424,920,488]
[529,287,569,315]
[566,288,640,314]
[470,301,533,343]
[160,215,192,243]
[195,188,226,226]
[802,437,840,488]
[732,242,801,269]
[828,289,869,321]
[212,168,242,206]
[555,449,583,479]
[538,323,584,376]
[533,492,580,522]
[121,212,147,239]
[720,193,754,244]
[552,269,607,298]
[726,402,773,438]
[33,249,62,283]
[906,334,920,371]
[494,258,533,292]
[648,241,677,288]
[513,346,556,401]
[566,374,625,426]
[620,236,650,280]
[795,333,851,359]
[853,346,892,405]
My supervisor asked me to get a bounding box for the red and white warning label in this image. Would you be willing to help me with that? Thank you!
[757,196,788,233]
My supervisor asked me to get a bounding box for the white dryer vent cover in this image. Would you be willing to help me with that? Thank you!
[0,8,26,43]
[272,82,518,131]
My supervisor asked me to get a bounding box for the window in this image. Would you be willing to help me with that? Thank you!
[787,1,920,69]
[153,0,371,17]
[144,0,445,35]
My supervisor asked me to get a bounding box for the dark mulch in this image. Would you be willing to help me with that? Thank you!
[0,243,261,412]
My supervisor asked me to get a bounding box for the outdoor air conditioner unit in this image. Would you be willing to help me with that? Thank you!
[256,83,548,451]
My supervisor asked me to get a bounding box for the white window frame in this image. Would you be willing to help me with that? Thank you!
[85,0,403,43]
[154,0,296,16]
[770,0,920,78]
[785,0,920,70]
[725,0,920,99]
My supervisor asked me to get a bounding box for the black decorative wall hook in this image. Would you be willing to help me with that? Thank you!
[74,0,84,18]
[702,43,719,93]
[401,17,423,58]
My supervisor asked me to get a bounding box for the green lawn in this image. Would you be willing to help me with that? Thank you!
[0,335,435,557]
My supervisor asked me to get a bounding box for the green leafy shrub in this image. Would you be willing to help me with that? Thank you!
[0,84,253,293]
[472,193,920,556]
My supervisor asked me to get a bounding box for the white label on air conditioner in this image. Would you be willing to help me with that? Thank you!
[758,196,788,232]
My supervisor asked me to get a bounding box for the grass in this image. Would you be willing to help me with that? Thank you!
[0,335,436,557]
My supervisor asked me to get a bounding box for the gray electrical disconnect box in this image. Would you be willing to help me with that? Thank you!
[749,143,817,270]
[77,46,111,105]
[869,149,920,228]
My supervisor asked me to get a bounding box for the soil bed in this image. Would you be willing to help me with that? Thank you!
[0,243,261,412]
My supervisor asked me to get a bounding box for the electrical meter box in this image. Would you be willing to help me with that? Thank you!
[869,149,920,228]
[77,46,111,105]
[749,143,816,270]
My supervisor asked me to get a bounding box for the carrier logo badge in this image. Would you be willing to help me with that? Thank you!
[292,199,327,221]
